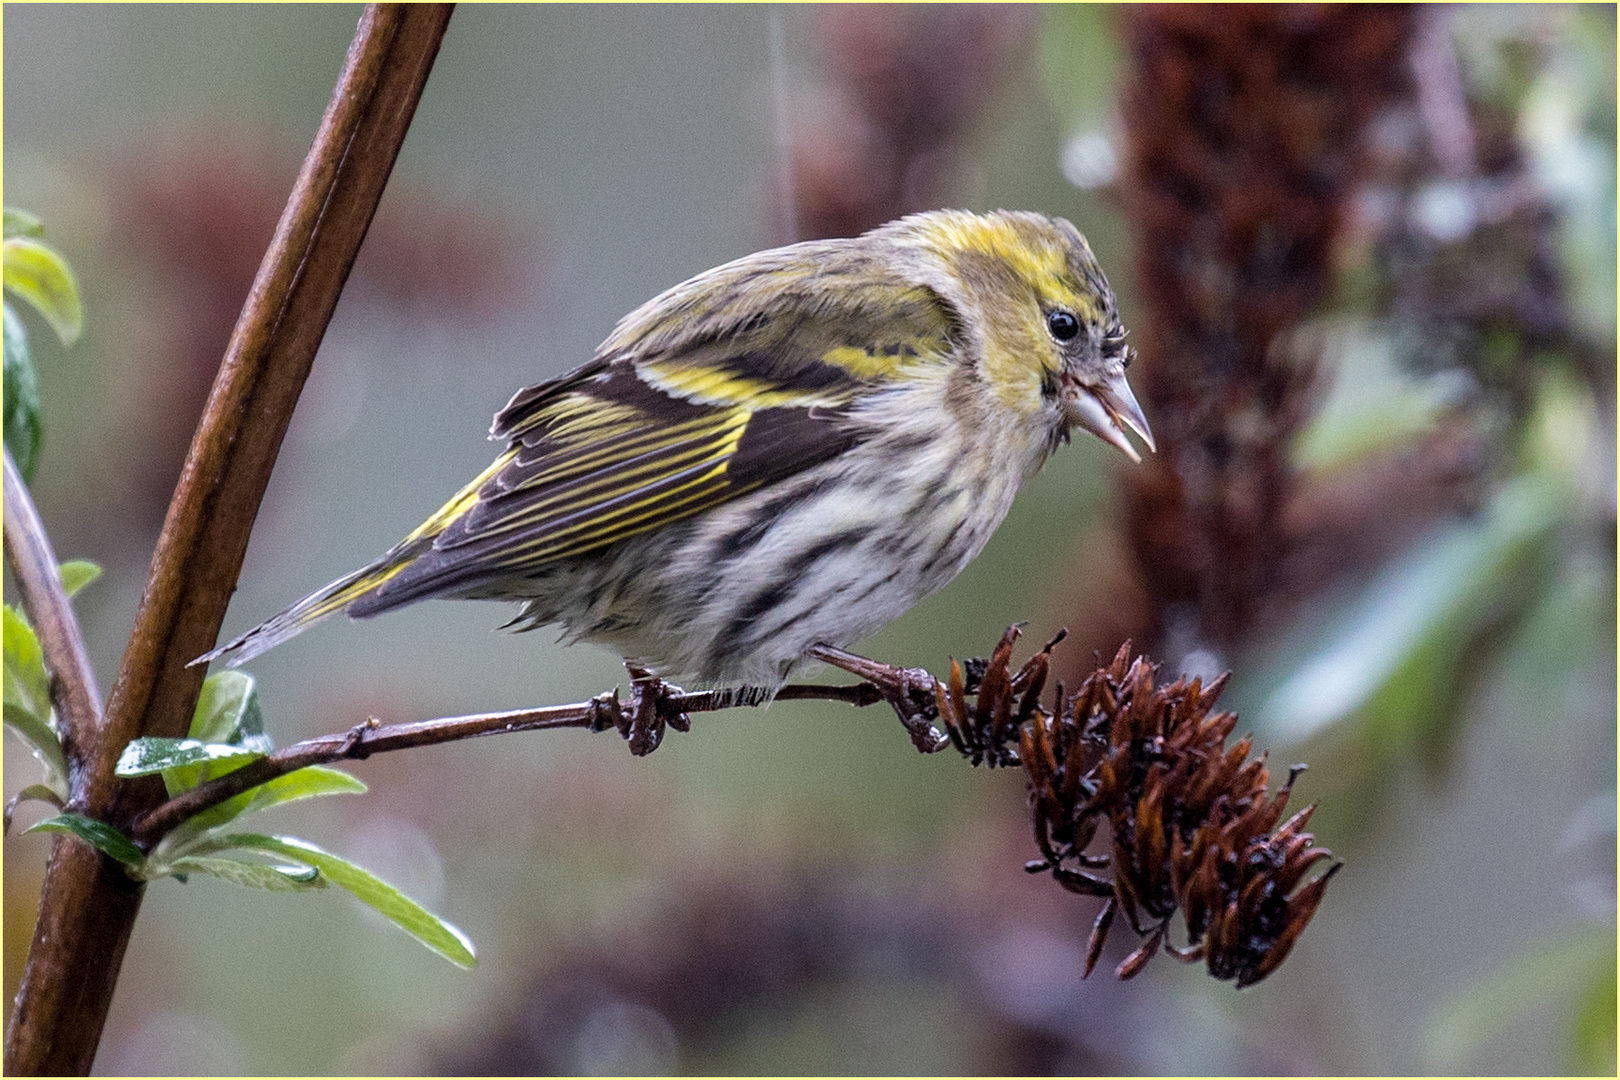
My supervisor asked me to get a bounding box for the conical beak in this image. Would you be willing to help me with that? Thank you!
[1062,371,1156,463]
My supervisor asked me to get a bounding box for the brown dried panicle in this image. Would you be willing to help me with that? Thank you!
[947,632,1340,987]
[934,625,1066,767]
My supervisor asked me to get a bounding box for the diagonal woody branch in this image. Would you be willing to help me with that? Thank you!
[5,7,454,1074]
[3,447,104,782]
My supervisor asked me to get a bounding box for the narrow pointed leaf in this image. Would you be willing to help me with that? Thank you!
[2,606,66,790]
[1422,925,1614,1073]
[3,603,51,720]
[164,855,327,892]
[58,560,102,598]
[1259,473,1561,745]
[25,813,143,866]
[3,236,82,346]
[134,672,275,795]
[2,303,41,480]
[1572,960,1617,1076]
[213,833,476,968]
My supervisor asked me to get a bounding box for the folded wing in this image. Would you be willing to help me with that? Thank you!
[349,242,962,614]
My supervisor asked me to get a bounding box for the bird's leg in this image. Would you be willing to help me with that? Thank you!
[807,643,949,753]
[620,664,691,756]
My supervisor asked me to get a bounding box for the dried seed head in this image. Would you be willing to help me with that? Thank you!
[946,629,1340,986]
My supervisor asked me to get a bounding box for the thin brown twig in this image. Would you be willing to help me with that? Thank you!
[5,8,454,1074]
[131,682,884,847]
[2,447,104,781]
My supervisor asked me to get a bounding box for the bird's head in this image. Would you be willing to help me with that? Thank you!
[906,209,1155,462]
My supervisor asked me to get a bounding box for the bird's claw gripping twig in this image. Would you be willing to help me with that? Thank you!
[589,665,690,756]
[807,643,950,753]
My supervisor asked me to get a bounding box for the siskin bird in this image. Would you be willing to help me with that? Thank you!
[201,209,1153,690]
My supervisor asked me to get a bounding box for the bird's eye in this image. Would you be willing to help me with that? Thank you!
[1046,310,1080,342]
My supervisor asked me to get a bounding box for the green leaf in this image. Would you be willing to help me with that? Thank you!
[4,783,65,835]
[1037,5,1122,129]
[115,737,267,777]
[3,208,45,240]
[116,737,266,797]
[1,606,66,790]
[3,302,42,482]
[163,855,326,892]
[118,671,277,795]
[3,235,82,346]
[25,813,143,866]
[210,833,476,968]
[189,670,269,747]
[1292,326,1471,476]
[2,604,49,719]
[58,560,101,599]
[163,766,366,849]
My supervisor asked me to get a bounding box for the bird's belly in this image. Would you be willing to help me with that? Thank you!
[661,454,1018,680]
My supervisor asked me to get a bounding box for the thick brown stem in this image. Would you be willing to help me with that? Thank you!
[4,7,453,1074]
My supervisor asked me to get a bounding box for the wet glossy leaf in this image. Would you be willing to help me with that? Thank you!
[2,605,48,718]
[117,735,264,786]
[2,606,66,789]
[3,703,67,794]
[189,670,269,746]
[140,671,276,795]
[164,855,327,892]
[25,812,143,866]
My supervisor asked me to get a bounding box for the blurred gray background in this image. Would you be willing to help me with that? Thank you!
[4,5,1613,1075]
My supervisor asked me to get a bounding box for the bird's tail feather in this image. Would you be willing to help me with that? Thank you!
[193,550,418,669]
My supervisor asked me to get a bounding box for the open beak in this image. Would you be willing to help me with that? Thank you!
[1062,370,1156,463]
